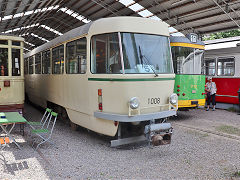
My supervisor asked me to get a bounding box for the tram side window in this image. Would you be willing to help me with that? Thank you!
[52,45,64,74]
[217,57,235,76]
[66,38,86,74]
[204,58,215,75]
[29,56,34,74]
[35,53,41,74]
[12,48,21,76]
[42,50,51,74]
[24,58,29,74]
[91,33,121,74]
[12,41,21,46]
[0,40,8,45]
[0,48,8,76]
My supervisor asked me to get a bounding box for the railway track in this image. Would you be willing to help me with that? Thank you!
[173,122,240,142]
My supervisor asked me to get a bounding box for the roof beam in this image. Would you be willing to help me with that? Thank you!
[162,0,238,21]
[127,0,172,16]
[4,0,22,30]
[53,7,84,33]
[87,0,120,17]
[213,0,240,28]
[103,1,129,18]
[201,24,239,34]
[168,4,240,27]
[13,0,35,28]
[0,0,8,18]
[179,16,240,33]
[18,1,44,35]
[24,0,69,46]
[20,0,61,39]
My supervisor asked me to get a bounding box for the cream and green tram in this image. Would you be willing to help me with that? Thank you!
[0,35,24,113]
[24,17,178,147]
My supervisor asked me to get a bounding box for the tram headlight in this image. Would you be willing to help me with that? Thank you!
[129,97,140,109]
[170,93,178,105]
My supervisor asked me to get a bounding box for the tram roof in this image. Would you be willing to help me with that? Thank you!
[1,0,240,52]
[170,36,205,46]
[205,45,240,55]
[25,16,170,58]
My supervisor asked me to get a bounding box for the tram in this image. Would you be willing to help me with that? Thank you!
[24,17,178,147]
[204,46,240,109]
[170,34,206,108]
[0,35,24,113]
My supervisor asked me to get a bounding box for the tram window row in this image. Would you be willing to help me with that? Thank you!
[24,37,87,75]
[204,57,235,76]
[0,40,23,77]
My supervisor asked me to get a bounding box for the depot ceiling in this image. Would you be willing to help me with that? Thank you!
[0,0,239,52]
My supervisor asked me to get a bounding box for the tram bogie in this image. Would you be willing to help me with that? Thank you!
[0,35,24,113]
[24,17,178,147]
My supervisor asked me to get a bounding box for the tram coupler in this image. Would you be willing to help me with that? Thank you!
[144,121,173,146]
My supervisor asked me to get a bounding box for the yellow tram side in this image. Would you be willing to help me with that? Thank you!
[0,35,24,113]
[24,17,178,147]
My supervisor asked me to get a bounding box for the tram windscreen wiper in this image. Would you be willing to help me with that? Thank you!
[138,46,158,77]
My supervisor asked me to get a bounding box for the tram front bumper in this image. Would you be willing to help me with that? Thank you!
[94,110,176,122]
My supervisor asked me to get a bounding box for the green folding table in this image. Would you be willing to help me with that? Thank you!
[0,112,27,149]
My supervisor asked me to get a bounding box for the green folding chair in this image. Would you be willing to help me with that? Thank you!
[27,108,52,129]
[31,111,58,150]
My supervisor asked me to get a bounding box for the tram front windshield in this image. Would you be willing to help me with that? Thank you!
[171,46,204,74]
[91,33,173,74]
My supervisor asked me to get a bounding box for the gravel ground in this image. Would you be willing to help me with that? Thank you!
[0,104,240,179]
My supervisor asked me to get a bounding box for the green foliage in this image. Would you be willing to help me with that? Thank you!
[233,171,240,177]
[203,29,240,40]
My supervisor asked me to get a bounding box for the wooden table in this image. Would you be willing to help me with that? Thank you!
[0,112,27,149]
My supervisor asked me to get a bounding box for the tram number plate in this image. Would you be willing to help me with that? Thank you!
[192,90,196,94]
[148,98,160,104]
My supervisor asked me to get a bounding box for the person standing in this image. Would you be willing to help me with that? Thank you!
[206,77,217,111]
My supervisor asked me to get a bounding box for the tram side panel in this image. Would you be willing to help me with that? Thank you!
[87,75,175,136]
[25,74,176,137]
[213,77,240,104]
[205,48,240,106]
[0,79,24,109]
[25,74,91,114]
[174,74,206,108]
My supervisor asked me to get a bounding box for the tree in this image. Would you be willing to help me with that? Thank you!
[203,29,240,40]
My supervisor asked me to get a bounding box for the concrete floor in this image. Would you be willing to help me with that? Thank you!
[0,103,240,179]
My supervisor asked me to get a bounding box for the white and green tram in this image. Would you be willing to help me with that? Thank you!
[24,17,178,147]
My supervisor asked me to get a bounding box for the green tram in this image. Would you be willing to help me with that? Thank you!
[170,34,206,108]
